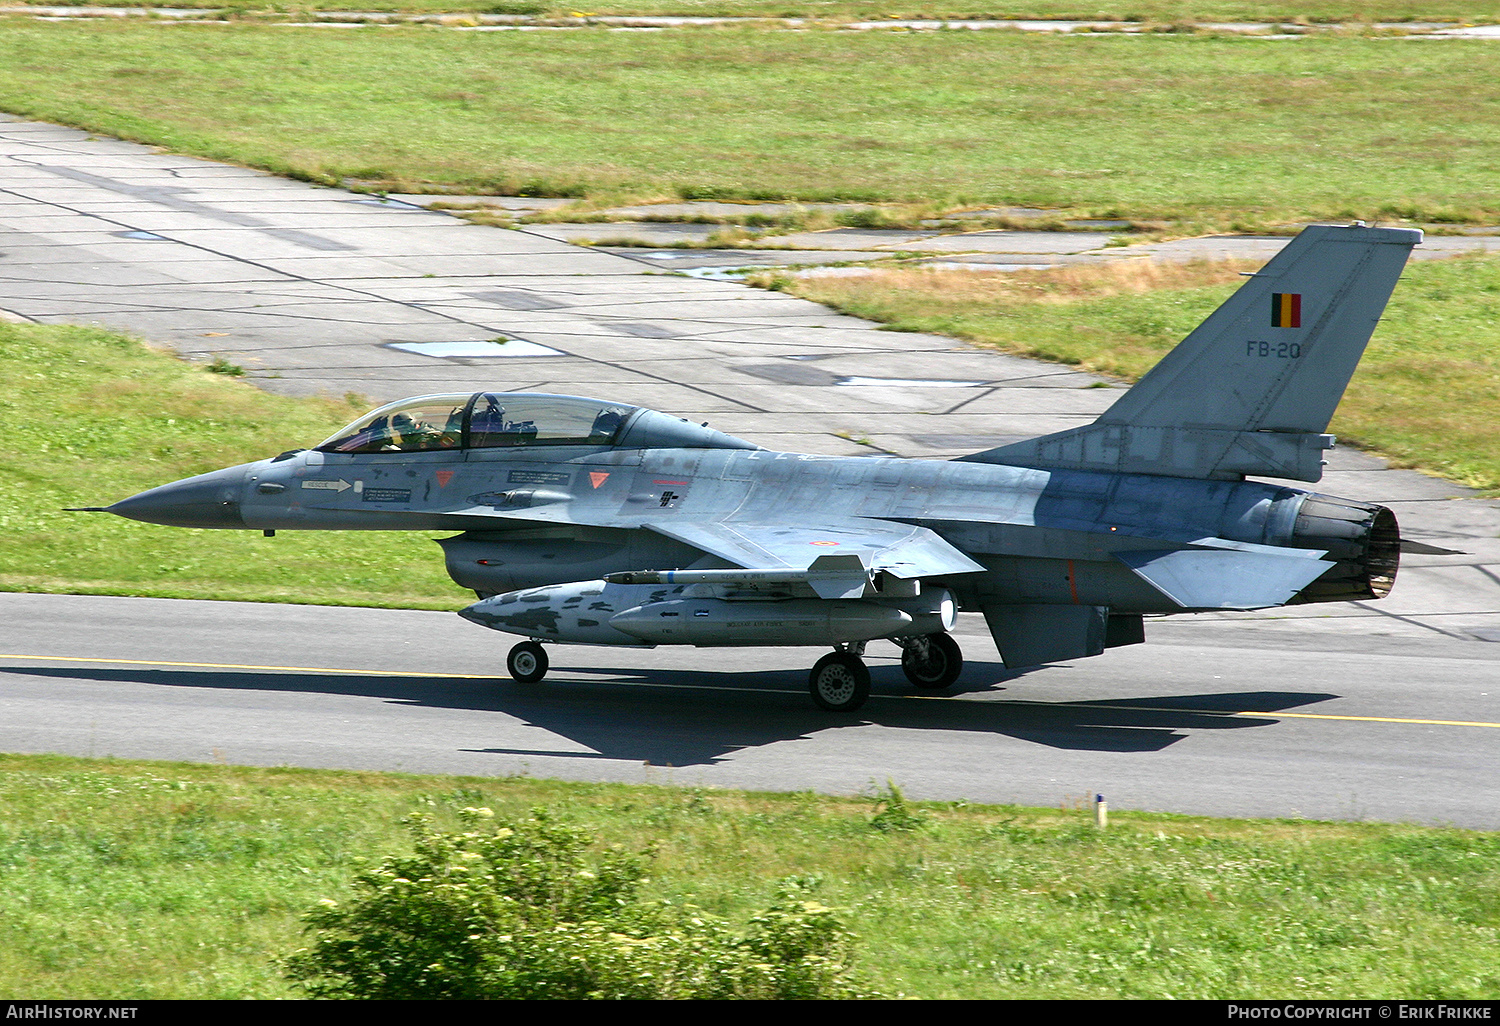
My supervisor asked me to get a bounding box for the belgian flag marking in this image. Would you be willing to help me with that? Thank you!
[1271,292,1302,328]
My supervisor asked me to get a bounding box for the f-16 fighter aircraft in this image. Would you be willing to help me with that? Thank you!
[98,224,1422,711]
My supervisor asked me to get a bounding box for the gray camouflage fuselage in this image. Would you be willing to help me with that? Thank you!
[130,434,1396,619]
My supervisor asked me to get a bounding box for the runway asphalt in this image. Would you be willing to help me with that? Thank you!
[2,114,1497,824]
[4,592,1499,827]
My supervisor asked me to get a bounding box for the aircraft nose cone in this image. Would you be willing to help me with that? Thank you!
[457,599,501,629]
[107,466,248,528]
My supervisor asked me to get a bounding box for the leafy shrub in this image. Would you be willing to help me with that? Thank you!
[283,808,872,999]
[869,781,927,833]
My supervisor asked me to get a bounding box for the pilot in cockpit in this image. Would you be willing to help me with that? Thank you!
[589,406,627,443]
[388,411,460,451]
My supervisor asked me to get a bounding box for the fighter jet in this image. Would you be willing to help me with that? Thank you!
[96,224,1422,711]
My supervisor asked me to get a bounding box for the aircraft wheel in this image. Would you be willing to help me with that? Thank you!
[901,633,963,690]
[506,641,549,683]
[809,652,870,713]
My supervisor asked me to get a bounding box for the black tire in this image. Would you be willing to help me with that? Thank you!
[506,641,548,683]
[808,652,871,712]
[900,632,963,690]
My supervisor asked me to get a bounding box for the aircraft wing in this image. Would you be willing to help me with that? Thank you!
[644,518,987,581]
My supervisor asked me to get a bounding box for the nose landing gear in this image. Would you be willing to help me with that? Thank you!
[506,640,549,683]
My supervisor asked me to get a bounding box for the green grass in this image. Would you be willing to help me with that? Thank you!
[0,323,465,607]
[13,1,1499,23]
[1,23,1498,229]
[1,753,1497,999]
[774,255,1500,492]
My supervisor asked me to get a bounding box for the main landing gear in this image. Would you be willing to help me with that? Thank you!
[808,633,964,712]
[808,648,871,712]
[898,632,964,690]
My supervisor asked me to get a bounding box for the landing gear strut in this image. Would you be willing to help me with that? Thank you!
[899,632,963,690]
[507,640,549,683]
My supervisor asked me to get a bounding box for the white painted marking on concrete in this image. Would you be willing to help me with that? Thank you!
[838,377,984,388]
[387,339,563,358]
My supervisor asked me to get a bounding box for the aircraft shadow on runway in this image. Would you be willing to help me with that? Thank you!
[3,664,1341,768]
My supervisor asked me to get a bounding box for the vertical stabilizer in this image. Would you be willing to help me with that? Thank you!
[963,224,1422,481]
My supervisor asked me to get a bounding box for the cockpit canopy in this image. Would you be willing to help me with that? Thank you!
[315,392,759,454]
[316,393,634,454]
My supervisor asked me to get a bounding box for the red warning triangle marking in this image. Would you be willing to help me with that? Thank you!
[435,470,454,487]
[589,472,610,489]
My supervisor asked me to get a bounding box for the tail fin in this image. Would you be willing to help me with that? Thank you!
[963,223,1422,482]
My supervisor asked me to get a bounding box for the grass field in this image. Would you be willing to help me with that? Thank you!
[11,2,1499,22]
[2,752,1497,999]
[0,323,466,607]
[772,255,1500,492]
[0,22,1496,230]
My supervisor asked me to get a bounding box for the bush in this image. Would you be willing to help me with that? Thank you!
[283,808,872,999]
[869,781,927,833]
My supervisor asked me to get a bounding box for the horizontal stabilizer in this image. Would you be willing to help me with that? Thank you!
[1116,547,1333,610]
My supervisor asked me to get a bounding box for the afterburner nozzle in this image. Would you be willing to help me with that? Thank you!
[105,465,250,529]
